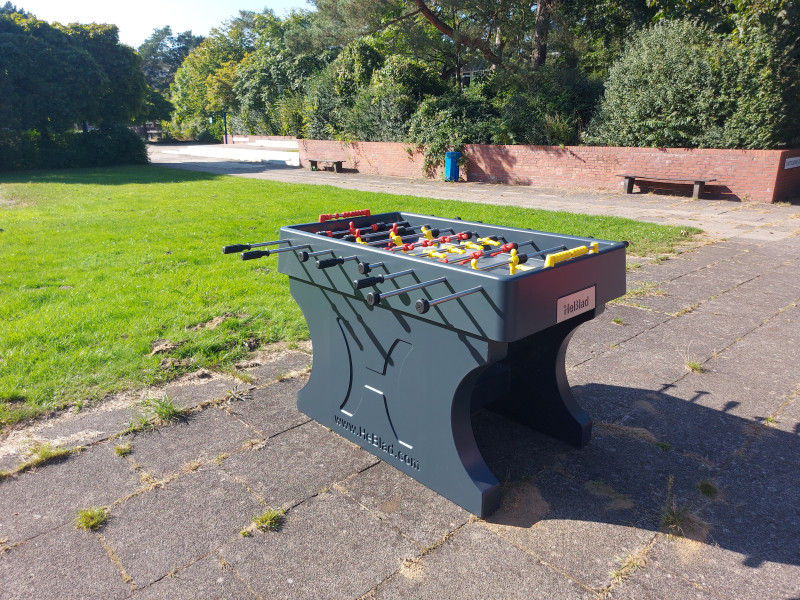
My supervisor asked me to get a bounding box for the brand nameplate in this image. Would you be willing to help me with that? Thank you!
[557,286,596,323]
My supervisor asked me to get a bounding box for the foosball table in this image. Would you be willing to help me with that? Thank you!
[223,209,627,517]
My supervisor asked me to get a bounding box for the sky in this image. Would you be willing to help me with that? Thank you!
[14,0,313,48]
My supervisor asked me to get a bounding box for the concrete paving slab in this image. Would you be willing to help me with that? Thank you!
[218,489,418,600]
[226,377,310,439]
[710,428,800,533]
[336,461,471,549]
[771,393,800,435]
[484,471,656,591]
[0,442,141,544]
[0,524,131,600]
[162,376,250,410]
[241,351,311,384]
[692,270,800,318]
[607,561,720,599]
[371,523,594,600]
[638,535,800,600]
[567,304,671,368]
[129,553,258,600]
[565,339,686,394]
[100,466,263,587]
[126,406,257,479]
[13,407,131,453]
[556,432,711,526]
[574,383,752,468]
[473,410,574,482]
[220,421,377,508]
[664,305,800,419]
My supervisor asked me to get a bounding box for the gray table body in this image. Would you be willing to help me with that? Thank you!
[276,212,627,516]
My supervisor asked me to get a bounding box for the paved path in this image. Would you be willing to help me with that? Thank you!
[1,146,798,599]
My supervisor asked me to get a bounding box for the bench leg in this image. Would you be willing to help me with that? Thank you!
[693,181,704,199]
[309,160,318,171]
[333,161,342,173]
[624,177,635,194]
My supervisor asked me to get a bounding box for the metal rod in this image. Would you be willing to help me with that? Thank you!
[367,277,447,306]
[222,239,288,254]
[297,248,334,262]
[416,286,483,314]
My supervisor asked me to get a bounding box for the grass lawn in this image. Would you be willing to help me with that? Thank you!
[0,165,701,429]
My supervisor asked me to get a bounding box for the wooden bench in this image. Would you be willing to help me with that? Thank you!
[617,174,717,199]
[308,158,345,173]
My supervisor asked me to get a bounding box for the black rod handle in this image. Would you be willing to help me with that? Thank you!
[222,239,287,254]
[241,250,269,261]
[352,268,414,290]
[316,255,358,269]
[416,286,483,314]
[241,244,310,261]
[353,275,384,289]
[358,261,384,274]
[222,244,250,254]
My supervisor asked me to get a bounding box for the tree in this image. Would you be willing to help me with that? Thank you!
[0,12,107,135]
[170,11,257,139]
[63,23,148,126]
[585,20,790,149]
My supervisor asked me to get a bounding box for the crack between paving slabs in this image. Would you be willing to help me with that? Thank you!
[354,519,475,600]
[473,518,602,596]
[596,532,661,598]
[330,464,426,553]
[96,531,136,591]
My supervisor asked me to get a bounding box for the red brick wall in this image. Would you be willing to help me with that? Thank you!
[298,140,800,203]
[298,140,442,179]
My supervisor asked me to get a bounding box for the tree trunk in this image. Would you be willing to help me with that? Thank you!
[531,0,553,68]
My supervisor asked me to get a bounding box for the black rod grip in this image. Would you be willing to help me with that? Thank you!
[222,244,249,254]
[353,276,384,290]
[316,257,343,269]
[241,250,270,261]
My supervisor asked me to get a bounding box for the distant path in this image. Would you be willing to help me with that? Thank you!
[149,144,800,243]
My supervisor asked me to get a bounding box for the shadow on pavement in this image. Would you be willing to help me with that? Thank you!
[474,382,799,568]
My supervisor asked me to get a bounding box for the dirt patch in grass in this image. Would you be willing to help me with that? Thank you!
[149,339,184,356]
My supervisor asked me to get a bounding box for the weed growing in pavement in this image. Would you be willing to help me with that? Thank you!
[686,360,705,373]
[612,317,625,326]
[253,507,286,532]
[697,480,719,499]
[75,507,109,531]
[114,442,132,457]
[122,394,187,435]
[143,395,185,424]
[610,552,647,582]
[1,442,70,478]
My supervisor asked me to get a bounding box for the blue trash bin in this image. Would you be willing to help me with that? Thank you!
[444,151,460,182]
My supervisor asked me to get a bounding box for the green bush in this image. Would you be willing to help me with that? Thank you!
[406,90,498,174]
[585,20,789,149]
[0,127,148,171]
[485,68,603,146]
